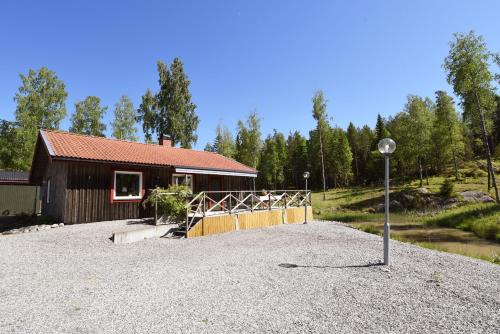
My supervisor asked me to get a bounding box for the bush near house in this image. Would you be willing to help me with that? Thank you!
[143,185,192,223]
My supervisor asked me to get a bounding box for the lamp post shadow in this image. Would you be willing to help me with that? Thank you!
[278,262,383,269]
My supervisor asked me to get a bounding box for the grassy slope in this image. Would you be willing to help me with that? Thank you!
[312,166,500,264]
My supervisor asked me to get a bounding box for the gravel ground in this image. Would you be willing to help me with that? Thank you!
[0,220,499,334]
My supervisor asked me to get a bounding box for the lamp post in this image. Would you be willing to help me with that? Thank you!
[303,171,310,224]
[378,138,396,265]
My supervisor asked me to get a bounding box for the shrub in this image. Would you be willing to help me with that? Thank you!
[143,185,192,223]
[439,179,455,198]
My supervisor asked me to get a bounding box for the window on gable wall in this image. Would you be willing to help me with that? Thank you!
[172,174,193,191]
[114,171,143,200]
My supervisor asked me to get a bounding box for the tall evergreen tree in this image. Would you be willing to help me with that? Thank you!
[137,58,199,148]
[204,142,215,152]
[357,125,374,184]
[12,67,68,170]
[312,90,329,200]
[346,122,359,182]
[111,95,137,141]
[235,111,262,169]
[69,96,107,136]
[444,31,499,202]
[213,123,236,158]
[329,127,353,187]
[374,114,390,148]
[258,130,287,189]
[286,131,308,189]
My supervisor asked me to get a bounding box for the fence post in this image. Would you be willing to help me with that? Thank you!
[268,193,271,211]
[229,191,232,214]
[202,192,206,218]
[251,192,254,212]
[154,194,158,226]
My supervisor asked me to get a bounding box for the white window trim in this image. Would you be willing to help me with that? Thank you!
[172,173,193,191]
[46,178,51,204]
[113,171,143,200]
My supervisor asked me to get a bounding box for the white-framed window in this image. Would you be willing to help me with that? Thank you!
[113,171,143,200]
[46,178,51,204]
[172,173,193,191]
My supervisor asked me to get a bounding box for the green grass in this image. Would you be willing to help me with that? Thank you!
[426,203,500,242]
[312,167,500,264]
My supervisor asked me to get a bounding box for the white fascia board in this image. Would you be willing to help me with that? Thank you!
[174,167,257,178]
[40,131,55,156]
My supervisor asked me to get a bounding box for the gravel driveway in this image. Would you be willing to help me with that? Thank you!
[0,220,498,333]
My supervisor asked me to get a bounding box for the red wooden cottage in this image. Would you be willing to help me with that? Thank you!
[29,130,257,224]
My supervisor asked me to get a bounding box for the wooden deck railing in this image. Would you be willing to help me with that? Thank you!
[183,190,311,232]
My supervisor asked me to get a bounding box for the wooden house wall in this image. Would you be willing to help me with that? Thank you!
[44,160,254,224]
[63,161,170,224]
[41,161,68,222]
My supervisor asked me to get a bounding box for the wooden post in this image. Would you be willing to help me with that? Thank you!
[268,193,272,211]
[202,192,206,218]
[229,191,232,214]
[154,195,158,226]
[251,192,254,212]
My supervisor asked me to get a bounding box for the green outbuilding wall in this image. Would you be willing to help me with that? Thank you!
[0,185,40,216]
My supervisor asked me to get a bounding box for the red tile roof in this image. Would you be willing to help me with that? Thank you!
[40,130,257,174]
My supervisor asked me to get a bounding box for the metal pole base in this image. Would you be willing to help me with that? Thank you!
[383,222,390,265]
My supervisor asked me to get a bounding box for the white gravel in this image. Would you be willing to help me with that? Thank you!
[0,220,498,333]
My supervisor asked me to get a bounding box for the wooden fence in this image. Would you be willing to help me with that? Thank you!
[186,206,314,238]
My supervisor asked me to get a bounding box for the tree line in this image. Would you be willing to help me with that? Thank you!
[0,57,198,171]
[1,31,500,202]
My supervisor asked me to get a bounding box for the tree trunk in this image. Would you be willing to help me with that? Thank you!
[488,164,491,191]
[475,92,499,203]
[425,165,429,186]
[418,158,423,188]
[319,129,327,200]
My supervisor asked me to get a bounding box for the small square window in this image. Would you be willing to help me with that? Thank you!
[114,171,142,200]
[172,174,193,191]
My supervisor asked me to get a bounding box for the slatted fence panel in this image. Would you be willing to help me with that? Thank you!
[285,207,313,224]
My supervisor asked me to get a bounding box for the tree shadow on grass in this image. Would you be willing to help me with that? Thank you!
[278,262,383,269]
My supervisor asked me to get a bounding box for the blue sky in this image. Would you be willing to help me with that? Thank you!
[1,0,499,149]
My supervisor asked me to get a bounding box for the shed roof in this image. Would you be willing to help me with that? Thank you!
[0,171,30,184]
[38,130,257,175]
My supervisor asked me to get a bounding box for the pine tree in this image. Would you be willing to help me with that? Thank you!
[286,131,308,189]
[374,114,390,148]
[204,143,215,152]
[346,122,359,182]
[111,95,137,141]
[137,58,199,148]
[213,123,236,158]
[258,130,287,189]
[69,96,107,136]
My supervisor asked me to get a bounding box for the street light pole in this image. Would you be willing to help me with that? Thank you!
[383,154,390,265]
[303,171,310,224]
[378,138,396,266]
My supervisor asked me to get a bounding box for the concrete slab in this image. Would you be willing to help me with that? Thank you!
[113,224,176,244]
